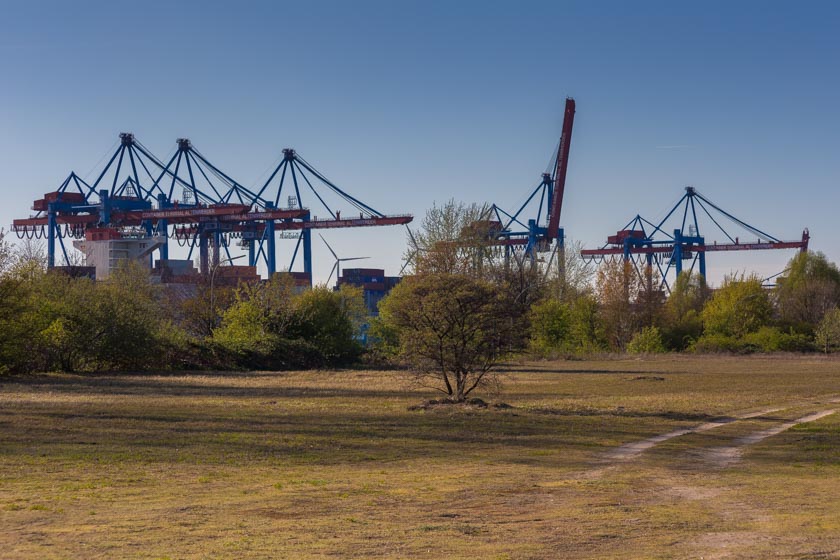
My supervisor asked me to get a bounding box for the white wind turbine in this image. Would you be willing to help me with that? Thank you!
[320,234,370,285]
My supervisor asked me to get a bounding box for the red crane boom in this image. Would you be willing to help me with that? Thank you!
[547,97,575,240]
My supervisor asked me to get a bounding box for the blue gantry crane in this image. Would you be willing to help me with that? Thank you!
[580,186,810,291]
[12,133,412,283]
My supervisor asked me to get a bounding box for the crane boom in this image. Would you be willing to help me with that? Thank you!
[546,97,575,240]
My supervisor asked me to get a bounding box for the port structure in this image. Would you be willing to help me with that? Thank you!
[237,148,411,282]
[12,134,412,283]
[579,186,810,291]
[471,98,576,272]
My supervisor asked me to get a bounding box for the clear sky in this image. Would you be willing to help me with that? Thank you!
[1,0,838,285]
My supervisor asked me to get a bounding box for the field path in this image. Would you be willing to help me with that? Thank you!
[601,393,840,466]
[698,409,837,468]
[602,407,782,462]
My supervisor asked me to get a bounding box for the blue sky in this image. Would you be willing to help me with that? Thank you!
[1,0,838,285]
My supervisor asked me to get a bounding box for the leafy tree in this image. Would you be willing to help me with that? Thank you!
[701,274,772,338]
[567,293,604,353]
[210,294,276,357]
[776,252,840,329]
[529,299,571,356]
[92,262,170,369]
[627,326,666,354]
[213,277,365,368]
[661,272,709,350]
[378,273,515,402]
[366,315,401,361]
[291,285,366,365]
[1,261,173,372]
[528,298,571,356]
[212,274,301,364]
[0,260,38,373]
[815,308,840,354]
[32,273,99,371]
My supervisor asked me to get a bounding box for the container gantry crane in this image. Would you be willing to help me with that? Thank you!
[229,148,412,282]
[579,186,810,291]
[475,97,576,268]
[12,133,412,283]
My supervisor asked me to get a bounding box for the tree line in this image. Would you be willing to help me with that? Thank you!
[0,232,366,374]
[2,198,840,386]
[370,200,840,401]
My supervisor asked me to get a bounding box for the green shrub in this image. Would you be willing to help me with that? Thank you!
[528,299,571,357]
[691,333,743,353]
[740,326,812,353]
[627,326,666,354]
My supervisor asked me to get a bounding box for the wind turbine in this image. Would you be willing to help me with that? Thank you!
[399,225,424,276]
[320,234,369,285]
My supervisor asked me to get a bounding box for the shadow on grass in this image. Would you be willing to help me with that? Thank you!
[503,368,663,375]
[3,372,835,470]
[529,407,716,421]
[0,391,665,468]
[0,373,410,400]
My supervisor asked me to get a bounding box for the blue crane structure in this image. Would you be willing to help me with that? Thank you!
[12,133,412,282]
[472,98,576,268]
[579,186,810,291]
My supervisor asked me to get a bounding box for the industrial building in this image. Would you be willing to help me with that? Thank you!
[336,268,401,315]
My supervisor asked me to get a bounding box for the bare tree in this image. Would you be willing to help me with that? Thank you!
[544,238,595,301]
[0,230,13,275]
[14,238,47,268]
[404,199,493,277]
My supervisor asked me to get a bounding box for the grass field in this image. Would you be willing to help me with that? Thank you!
[1,356,839,559]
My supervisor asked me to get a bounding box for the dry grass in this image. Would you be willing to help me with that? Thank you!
[1,355,839,558]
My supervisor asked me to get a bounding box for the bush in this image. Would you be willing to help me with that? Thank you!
[627,326,666,354]
[528,299,571,357]
[212,281,366,369]
[691,333,743,353]
[290,286,365,366]
[660,319,702,352]
[740,326,812,353]
[567,294,605,354]
[692,328,812,354]
[701,275,772,338]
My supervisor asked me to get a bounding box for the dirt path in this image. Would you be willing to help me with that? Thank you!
[601,394,840,465]
[698,409,837,468]
[592,402,838,558]
[602,407,783,462]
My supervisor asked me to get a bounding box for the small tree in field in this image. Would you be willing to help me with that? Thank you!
[378,273,515,402]
[815,308,840,354]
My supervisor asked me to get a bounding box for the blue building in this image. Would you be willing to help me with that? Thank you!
[336,268,401,316]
